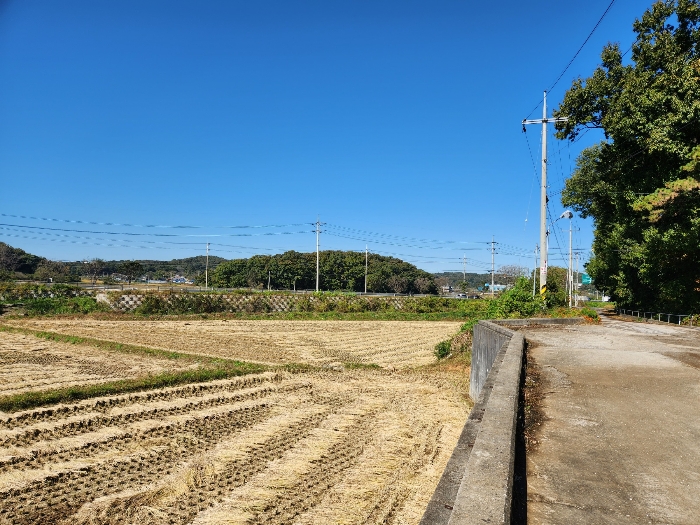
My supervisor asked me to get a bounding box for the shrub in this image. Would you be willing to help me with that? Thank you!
[23,297,109,315]
[434,339,452,359]
[580,306,600,321]
[489,278,544,318]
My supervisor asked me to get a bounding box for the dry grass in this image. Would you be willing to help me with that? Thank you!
[0,330,198,398]
[6,319,462,368]
[0,319,470,525]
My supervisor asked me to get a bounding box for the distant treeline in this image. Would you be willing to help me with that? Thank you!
[70,256,227,281]
[0,243,437,293]
[211,250,438,294]
[0,243,227,283]
[433,272,493,290]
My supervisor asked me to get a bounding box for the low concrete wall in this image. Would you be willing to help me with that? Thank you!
[422,317,585,525]
[470,321,514,400]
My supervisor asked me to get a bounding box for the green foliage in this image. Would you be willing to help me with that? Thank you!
[117,261,144,284]
[23,297,109,315]
[580,307,600,321]
[0,242,45,275]
[0,282,90,302]
[488,278,545,318]
[555,0,700,312]
[434,339,452,359]
[210,250,437,293]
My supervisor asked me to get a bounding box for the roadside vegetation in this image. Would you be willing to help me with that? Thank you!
[555,0,700,313]
[432,278,600,360]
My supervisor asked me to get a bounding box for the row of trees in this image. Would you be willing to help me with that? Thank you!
[555,0,700,311]
[209,250,438,294]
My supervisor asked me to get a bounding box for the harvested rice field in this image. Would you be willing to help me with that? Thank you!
[0,330,199,397]
[0,320,470,525]
[6,319,462,368]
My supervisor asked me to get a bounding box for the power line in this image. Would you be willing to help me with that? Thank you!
[524,0,618,119]
[0,213,308,230]
[0,222,311,238]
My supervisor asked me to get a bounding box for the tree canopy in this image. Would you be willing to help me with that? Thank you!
[210,250,438,294]
[555,0,700,311]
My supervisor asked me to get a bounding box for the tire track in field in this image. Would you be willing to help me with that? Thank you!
[244,409,379,525]
[0,383,310,474]
[0,402,273,525]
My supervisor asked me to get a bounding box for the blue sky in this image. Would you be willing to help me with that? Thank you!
[0,0,647,274]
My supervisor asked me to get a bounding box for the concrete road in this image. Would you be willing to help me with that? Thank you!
[524,316,700,525]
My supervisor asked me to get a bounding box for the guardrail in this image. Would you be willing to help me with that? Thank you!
[617,308,696,326]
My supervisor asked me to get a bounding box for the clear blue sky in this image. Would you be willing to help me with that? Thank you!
[0,0,646,274]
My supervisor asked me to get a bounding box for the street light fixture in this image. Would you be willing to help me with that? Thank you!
[559,211,574,307]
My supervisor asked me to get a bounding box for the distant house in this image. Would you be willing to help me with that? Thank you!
[441,285,453,293]
[484,283,507,292]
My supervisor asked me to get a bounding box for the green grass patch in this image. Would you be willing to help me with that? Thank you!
[586,301,614,308]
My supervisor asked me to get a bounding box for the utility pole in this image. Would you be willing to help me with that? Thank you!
[364,245,368,294]
[315,218,323,292]
[268,270,271,291]
[575,252,580,307]
[532,244,538,298]
[568,218,573,308]
[205,242,210,289]
[523,91,568,298]
[491,236,496,298]
[462,254,466,283]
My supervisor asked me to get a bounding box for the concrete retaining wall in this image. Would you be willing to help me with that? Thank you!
[469,321,514,400]
[422,317,585,525]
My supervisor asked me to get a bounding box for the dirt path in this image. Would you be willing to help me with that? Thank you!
[524,317,700,524]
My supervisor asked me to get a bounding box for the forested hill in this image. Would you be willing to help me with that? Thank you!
[210,250,437,293]
[433,272,492,290]
[0,243,437,293]
[90,256,228,280]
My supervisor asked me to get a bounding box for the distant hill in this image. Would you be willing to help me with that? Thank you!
[432,272,493,290]
[90,256,228,280]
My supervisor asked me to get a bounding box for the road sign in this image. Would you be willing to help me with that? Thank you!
[581,274,592,285]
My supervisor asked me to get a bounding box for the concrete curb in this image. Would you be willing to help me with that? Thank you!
[421,317,586,525]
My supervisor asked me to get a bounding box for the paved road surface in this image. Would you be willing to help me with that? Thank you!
[524,316,700,524]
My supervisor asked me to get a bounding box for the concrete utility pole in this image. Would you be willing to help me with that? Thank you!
[557,210,574,307]
[491,237,496,298]
[575,252,580,307]
[364,245,368,294]
[462,254,467,287]
[205,242,210,289]
[532,244,539,298]
[523,91,568,298]
[315,218,322,292]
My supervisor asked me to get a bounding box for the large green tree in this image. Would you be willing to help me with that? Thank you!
[555,0,700,311]
[210,250,437,294]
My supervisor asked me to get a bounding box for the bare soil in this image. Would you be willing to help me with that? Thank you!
[0,320,469,524]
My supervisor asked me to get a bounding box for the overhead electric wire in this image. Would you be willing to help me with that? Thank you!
[325,224,488,247]
[524,0,618,119]
[0,222,311,238]
[0,213,309,230]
